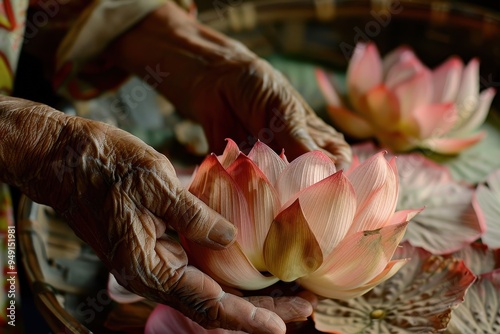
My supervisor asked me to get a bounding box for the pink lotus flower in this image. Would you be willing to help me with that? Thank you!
[317,42,496,154]
[181,139,421,300]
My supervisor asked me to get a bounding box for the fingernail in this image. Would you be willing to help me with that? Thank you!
[208,220,237,247]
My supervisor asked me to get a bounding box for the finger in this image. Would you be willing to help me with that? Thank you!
[168,267,287,334]
[245,296,313,323]
[304,109,353,167]
[270,101,323,160]
[297,290,318,309]
[164,186,237,249]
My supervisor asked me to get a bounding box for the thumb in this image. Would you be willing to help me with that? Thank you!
[165,186,237,249]
[170,267,287,334]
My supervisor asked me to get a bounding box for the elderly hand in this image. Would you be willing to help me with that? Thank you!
[111,1,351,166]
[0,96,313,333]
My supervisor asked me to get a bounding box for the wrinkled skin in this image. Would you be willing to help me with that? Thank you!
[0,2,351,332]
[0,96,315,333]
[110,1,352,165]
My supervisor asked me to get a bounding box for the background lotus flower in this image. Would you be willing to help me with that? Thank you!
[180,139,420,300]
[316,42,496,154]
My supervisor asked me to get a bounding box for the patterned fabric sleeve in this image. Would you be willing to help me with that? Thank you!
[0,0,28,95]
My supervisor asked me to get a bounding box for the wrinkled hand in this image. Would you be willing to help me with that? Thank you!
[111,1,351,166]
[0,96,313,333]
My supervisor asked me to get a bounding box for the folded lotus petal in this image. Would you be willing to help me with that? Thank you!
[185,241,279,290]
[421,132,485,154]
[384,54,425,90]
[431,56,463,103]
[108,274,144,304]
[276,150,336,205]
[263,199,323,282]
[456,58,480,115]
[382,45,415,75]
[347,152,399,232]
[304,221,408,292]
[247,140,288,186]
[476,170,500,248]
[188,155,252,246]
[218,138,241,168]
[360,85,400,130]
[347,43,383,106]
[286,171,357,254]
[451,87,496,136]
[393,68,433,120]
[315,68,344,108]
[304,259,408,300]
[226,154,281,270]
[412,102,457,139]
[145,304,235,334]
[326,105,375,139]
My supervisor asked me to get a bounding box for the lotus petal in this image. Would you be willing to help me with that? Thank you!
[431,56,463,103]
[452,87,496,136]
[384,54,426,89]
[382,45,415,75]
[188,155,253,248]
[304,221,408,296]
[347,152,399,232]
[263,199,323,282]
[393,68,433,120]
[312,243,475,333]
[275,150,336,205]
[292,171,356,254]
[421,132,485,154]
[451,242,500,276]
[347,43,383,103]
[145,304,236,334]
[247,140,288,186]
[226,154,281,269]
[303,259,407,301]
[476,169,500,248]
[184,241,279,290]
[108,274,144,304]
[326,105,375,138]
[315,68,344,108]
[456,58,480,116]
[447,270,500,334]
[218,138,241,168]
[359,85,400,130]
[412,102,457,139]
